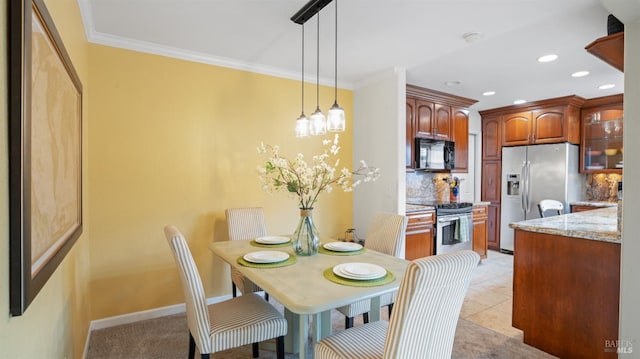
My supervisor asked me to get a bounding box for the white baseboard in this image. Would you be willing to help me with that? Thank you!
[88,293,233,331]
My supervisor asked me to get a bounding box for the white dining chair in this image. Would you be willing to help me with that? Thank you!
[538,199,564,217]
[164,225,287,359]
[225,207,268,299]
[315,250,480,359]
[335,212,407,329]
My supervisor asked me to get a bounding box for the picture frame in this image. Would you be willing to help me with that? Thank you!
[8,0,83,316]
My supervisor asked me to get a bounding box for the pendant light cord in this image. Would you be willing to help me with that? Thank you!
[316,14,320,108]
[334,0,338,100]
[301,24,305,114]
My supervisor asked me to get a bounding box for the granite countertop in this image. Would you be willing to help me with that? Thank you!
[570,200,618,208]
[509,207,619,243]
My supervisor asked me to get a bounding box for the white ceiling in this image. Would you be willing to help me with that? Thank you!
[78,0,624,111]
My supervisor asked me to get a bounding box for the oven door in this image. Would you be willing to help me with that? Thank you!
[436,213,473,255]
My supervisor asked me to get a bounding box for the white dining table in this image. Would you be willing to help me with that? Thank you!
[208,240,409,359]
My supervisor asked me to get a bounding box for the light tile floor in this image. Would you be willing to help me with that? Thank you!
[461,249,523,339]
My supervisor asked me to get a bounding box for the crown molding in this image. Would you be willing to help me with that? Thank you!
[77,0,353,89]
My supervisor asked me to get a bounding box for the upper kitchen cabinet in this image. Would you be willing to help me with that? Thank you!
[452,107,470,172]
[482,95,584,147]
[580,94,624,174]
[406,84,477,170]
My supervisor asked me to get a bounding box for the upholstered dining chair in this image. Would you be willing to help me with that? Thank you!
[538,199,564,217]
[164,225,287,359]
[225,207,268,299]
[336,212,408,329]
[315,250,480,359]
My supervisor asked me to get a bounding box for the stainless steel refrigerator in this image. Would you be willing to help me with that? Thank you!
[500,143,584,252]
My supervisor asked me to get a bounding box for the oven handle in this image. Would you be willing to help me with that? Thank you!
[438,216,460,223]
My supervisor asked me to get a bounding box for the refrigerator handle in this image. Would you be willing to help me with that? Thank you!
[520,161,527,213]
[525,161,532,214]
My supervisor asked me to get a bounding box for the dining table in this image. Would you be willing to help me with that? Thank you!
[208,238,409,359]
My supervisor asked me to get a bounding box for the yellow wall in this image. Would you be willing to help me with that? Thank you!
[87,44,355,319]
[0,0,91,357]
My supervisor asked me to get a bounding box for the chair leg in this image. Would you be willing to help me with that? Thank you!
[252,342,259,358]
[232,283,237,297]
[276,336,285,359]
[388,303,394,317]
[265,292,269,301]
[200,355,210,359]
[189,333,196,359]
[363,312,369,324]
[345,316,354,329]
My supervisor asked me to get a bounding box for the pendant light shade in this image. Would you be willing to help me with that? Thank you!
[310,13,326,136]
[327,0,345,132]
[296,23,310,138]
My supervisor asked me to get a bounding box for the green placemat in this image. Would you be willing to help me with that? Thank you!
[323,267,395,287]
[236,254,297,268]
[249,239,292,248]
[318,246,366,256]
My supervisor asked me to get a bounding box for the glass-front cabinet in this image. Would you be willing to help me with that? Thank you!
[581,107,623,173]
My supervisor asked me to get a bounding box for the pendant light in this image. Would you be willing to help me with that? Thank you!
[326,0,345,132]
[295,23,310,138]
[309,13,326,135]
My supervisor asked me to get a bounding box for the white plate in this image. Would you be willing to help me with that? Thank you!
[333,263,386,280]
[323,242,363,252]
[586,165,605,170]
[243,251,290,263]
[255,236,291,244]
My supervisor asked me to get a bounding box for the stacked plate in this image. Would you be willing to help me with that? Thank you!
[243,251,289,263]
[255,236,290,245]
[333,262,386,280]
[323,242,363,252]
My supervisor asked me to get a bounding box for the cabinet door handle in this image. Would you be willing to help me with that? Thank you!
[488,178,493,185]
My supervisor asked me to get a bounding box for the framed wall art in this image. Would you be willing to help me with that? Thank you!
[8,0,83,316]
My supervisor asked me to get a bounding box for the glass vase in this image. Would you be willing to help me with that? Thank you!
[292,208,320,256]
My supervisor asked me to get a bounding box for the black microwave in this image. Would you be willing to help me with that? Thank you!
[415,138,455,170]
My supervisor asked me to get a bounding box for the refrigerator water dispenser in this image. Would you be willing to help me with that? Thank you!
[507,174,520,195]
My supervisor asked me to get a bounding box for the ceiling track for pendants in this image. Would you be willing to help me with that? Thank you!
[291,0,334,25]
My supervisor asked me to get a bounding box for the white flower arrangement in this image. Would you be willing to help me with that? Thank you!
[257,134,380,209]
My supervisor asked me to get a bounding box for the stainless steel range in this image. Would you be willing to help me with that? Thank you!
[408,201,474,255]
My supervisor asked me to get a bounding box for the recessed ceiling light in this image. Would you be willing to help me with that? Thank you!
[599,84,615,90]
[514,99,527,105]
[445,81,461,86]
[571,71,589,77]
[483,91,496,96]
[537,54,558,63]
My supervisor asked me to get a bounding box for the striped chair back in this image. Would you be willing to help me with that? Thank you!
[225,207,267,240]
[364,213,407,258]
[164,225,212,355]
[383,250,480,358]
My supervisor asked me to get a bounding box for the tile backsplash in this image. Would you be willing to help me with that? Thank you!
[586,173,622,201]
[407,171,620,203]
[406,171,452,203]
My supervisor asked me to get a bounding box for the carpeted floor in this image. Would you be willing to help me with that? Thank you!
[86,304,555,359]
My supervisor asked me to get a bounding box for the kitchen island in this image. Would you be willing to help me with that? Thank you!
[510,208,620,359]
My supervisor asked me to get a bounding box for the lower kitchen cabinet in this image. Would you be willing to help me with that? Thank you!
[472,205,488,259]
[405,210,435,260]
[487,203,501,250]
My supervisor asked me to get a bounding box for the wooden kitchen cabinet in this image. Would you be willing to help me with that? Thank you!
[452,106,469,173]
[472,205,488,259]
[580,94,624,174]
[405,210,435,260]
[405,85,477,169]
[501,103,582,146]
[487,203,501,250]
[570,204,608,213]
[481,115,501,160]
